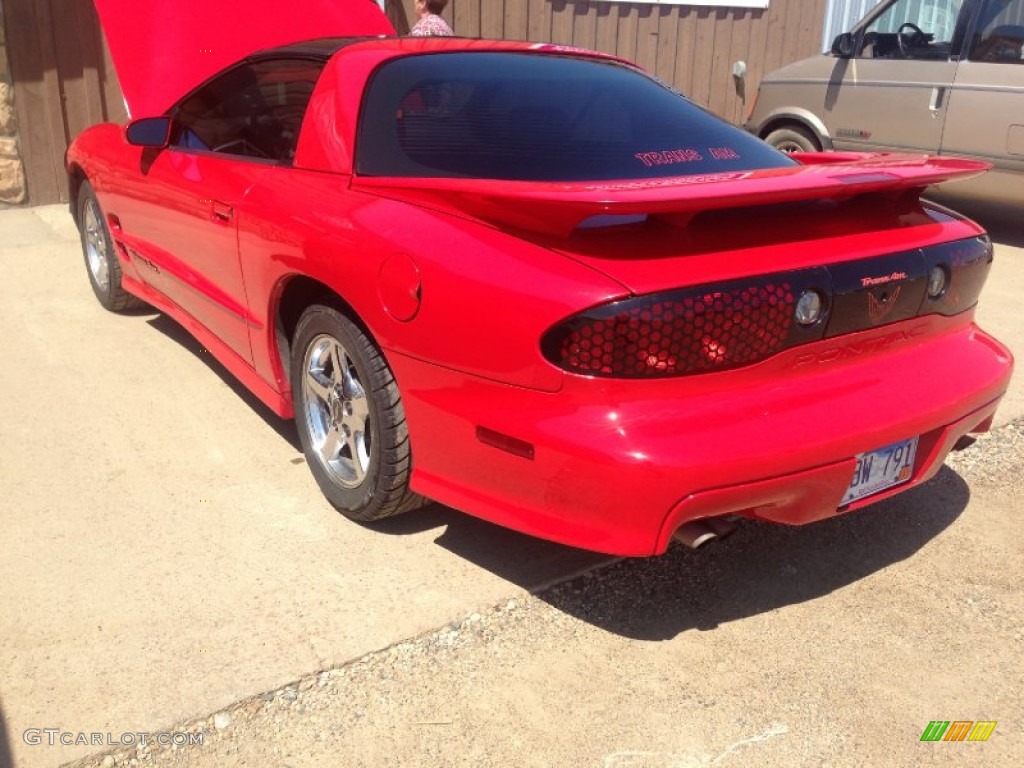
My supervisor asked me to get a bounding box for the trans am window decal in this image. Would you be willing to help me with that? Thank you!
[635,149,704,167]
[635,148,743,167]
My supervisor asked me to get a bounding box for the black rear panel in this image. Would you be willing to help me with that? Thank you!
[825,236,992,338]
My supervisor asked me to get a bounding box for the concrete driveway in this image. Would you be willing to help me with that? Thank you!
[0,204,1020,768]
[0,206,609,767]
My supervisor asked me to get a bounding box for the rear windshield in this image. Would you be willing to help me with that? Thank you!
[356,52,795,181]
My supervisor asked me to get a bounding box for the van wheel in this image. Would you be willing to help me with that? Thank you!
[765,126,820,153]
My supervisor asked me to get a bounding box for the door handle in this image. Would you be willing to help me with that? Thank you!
[928,86,947,115]
[209,200,233,225]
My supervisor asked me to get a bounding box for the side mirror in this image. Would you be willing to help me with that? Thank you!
[831,32,856,58]
[126,117,172,148]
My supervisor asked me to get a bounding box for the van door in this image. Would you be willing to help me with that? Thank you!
[940,0,1024,198]
[824,0,967,153]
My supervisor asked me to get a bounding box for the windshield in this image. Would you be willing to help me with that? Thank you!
[356,52,796,181]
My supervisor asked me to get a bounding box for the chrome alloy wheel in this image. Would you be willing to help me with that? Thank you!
[83,197,110,292]
[302,334,372,488]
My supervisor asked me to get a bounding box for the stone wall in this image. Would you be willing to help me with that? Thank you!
[0,2,26,205]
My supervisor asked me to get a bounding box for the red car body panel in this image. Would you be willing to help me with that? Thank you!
[92,0,394,117]
[105,149,265,361]
[65,26,1014,555]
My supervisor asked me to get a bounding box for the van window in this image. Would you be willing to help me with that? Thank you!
[968,0,1024,62]
[858,0,964,59]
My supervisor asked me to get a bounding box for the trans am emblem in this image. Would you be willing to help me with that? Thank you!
[868,286,902,324]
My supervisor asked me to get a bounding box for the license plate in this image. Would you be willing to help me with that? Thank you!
[841,437,918,506]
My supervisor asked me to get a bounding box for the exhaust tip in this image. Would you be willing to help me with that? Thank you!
[673,516,741,549]
[705,516,739,539]
[674,521,718,549]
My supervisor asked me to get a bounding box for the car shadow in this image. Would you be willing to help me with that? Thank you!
[144,312,302,452]
[373,503,616,591]
[373,467,968,627]
[530,466,969,640]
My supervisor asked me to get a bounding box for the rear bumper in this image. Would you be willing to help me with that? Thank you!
[392,312,1013,556]
[654,395,1000,552]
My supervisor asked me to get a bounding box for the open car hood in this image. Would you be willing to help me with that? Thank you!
[93,0,394,118]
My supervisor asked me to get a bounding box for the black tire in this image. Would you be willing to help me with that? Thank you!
[291,304,425,522]
[77,182,143,312]
[764,125,820,154]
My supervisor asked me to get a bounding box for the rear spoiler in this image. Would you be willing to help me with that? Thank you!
[352,153,989,238]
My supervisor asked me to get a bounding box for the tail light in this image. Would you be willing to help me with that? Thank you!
[542,271,830,378]
[541,236,992,379]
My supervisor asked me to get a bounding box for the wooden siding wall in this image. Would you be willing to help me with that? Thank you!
[389,0,829,124]
[5,0,825,204]
[4,0,124,204]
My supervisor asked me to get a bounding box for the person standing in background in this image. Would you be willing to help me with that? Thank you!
[411,0,453,37]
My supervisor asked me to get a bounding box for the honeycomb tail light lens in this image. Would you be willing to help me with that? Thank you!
[542,272,831,378]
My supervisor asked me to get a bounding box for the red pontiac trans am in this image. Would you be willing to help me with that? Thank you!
[67,0,1013,556]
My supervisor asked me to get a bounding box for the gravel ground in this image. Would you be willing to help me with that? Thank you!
[944,419,1024,485]
[65,420,1024,768]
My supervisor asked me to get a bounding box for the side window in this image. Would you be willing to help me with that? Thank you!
[857,0,964,59]
[969,0,1024,62]
[172,58,325,163]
